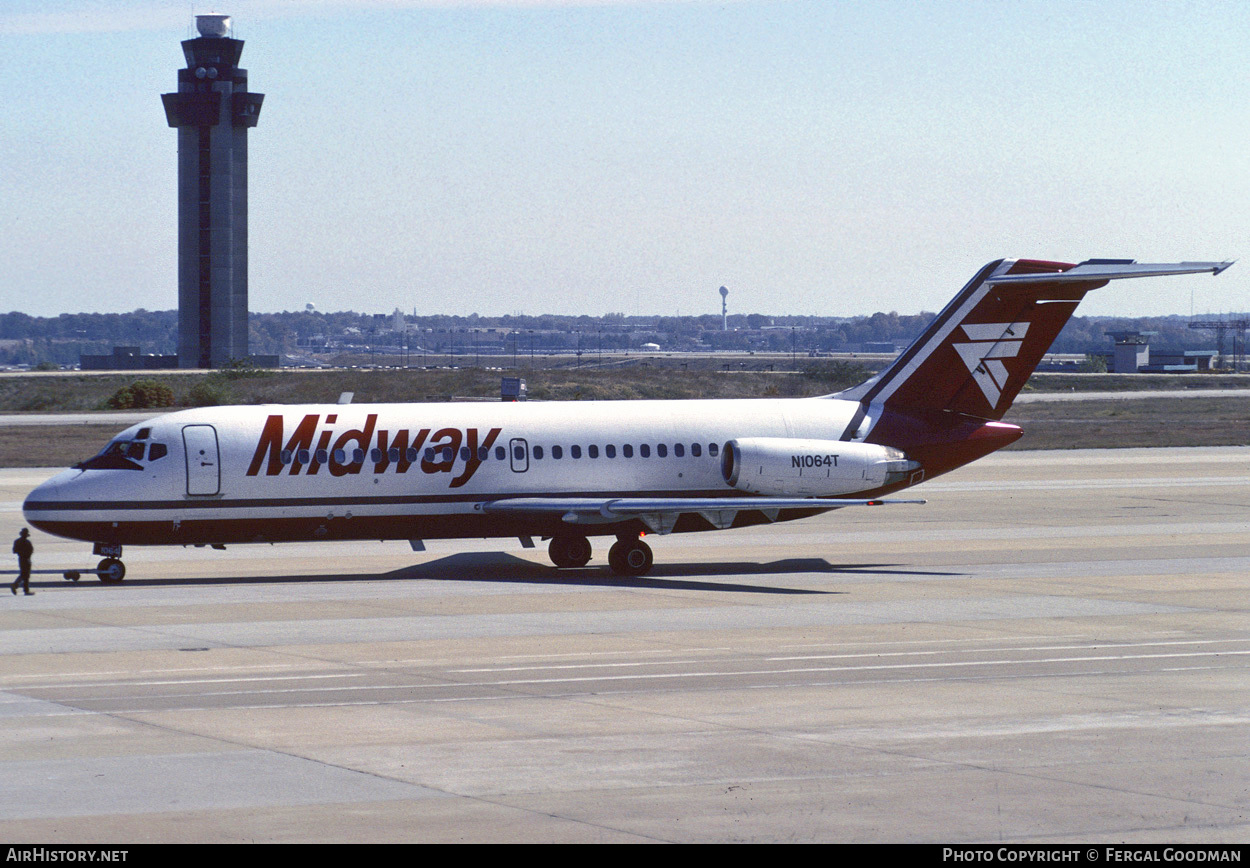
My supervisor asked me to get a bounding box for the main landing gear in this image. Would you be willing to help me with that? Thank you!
[546,533,654,577]
[607,537,655,577]
[548,534,592,569]
[607,535,653,577]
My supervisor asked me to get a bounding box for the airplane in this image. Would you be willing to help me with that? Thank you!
[22,258,1231,582]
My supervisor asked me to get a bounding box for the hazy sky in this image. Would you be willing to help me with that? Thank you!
[3,0,1248,319]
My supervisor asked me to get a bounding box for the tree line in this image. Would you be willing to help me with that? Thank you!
[0,308,1238,367]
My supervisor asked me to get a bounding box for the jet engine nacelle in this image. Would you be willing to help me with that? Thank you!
[721,438,921,497]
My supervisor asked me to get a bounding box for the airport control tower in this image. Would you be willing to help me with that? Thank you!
[161,14,263,368]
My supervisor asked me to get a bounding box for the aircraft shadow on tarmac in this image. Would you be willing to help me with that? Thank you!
[38,552,961,595]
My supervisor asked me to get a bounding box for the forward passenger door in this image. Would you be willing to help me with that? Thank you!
[182,425,220,496]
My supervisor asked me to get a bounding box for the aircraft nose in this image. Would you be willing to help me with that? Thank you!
[22,471,72,526]
[24,475,60,504]
[22,468,105,544]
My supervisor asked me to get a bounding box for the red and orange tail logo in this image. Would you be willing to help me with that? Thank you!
[953,321,1029,410]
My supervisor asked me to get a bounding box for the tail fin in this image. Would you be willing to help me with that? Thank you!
[837,258,1232,421]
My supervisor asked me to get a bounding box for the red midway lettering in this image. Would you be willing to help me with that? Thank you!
[246,415,501,486]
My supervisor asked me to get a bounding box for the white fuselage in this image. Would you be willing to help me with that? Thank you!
[25,397,866,546]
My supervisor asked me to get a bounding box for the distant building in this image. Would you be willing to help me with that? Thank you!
[80,346,179,371]
[1106,331,1155,373]
[1105,331,1217,373]
[1139,350,1218,373]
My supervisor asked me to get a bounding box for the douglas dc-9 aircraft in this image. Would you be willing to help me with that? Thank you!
[23,258,1231,582]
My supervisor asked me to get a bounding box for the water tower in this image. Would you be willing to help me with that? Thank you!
[719,286,729,331]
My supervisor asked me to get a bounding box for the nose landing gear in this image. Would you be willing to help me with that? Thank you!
[66,544,127,584]
[96,558,126,584]
[60,556,126,584]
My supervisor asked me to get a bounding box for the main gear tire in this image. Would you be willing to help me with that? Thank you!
[549,535,592,569]
[607,539,653,577]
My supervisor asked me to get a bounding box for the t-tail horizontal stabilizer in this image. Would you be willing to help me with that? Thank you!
[836,258,1233,423]
[988,260,1234,284]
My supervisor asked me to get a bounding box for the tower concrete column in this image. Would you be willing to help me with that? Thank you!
[161,14,263,368]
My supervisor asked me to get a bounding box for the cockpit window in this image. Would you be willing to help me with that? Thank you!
[76,434,166,470]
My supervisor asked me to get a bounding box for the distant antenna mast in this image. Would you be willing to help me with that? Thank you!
[1188,318,1249,371]
[719,286,729,330]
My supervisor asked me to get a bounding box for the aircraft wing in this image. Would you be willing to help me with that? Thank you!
[481,496,924,534]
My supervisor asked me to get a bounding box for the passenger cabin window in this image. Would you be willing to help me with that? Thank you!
[571,445,581,459]
[589,445,599,459]
[691,443,701,457]
[605,445,615,458]
[622,444,633,458]
[552,446,562,459]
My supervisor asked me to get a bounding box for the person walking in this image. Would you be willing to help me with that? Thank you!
[11,528,33,596]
